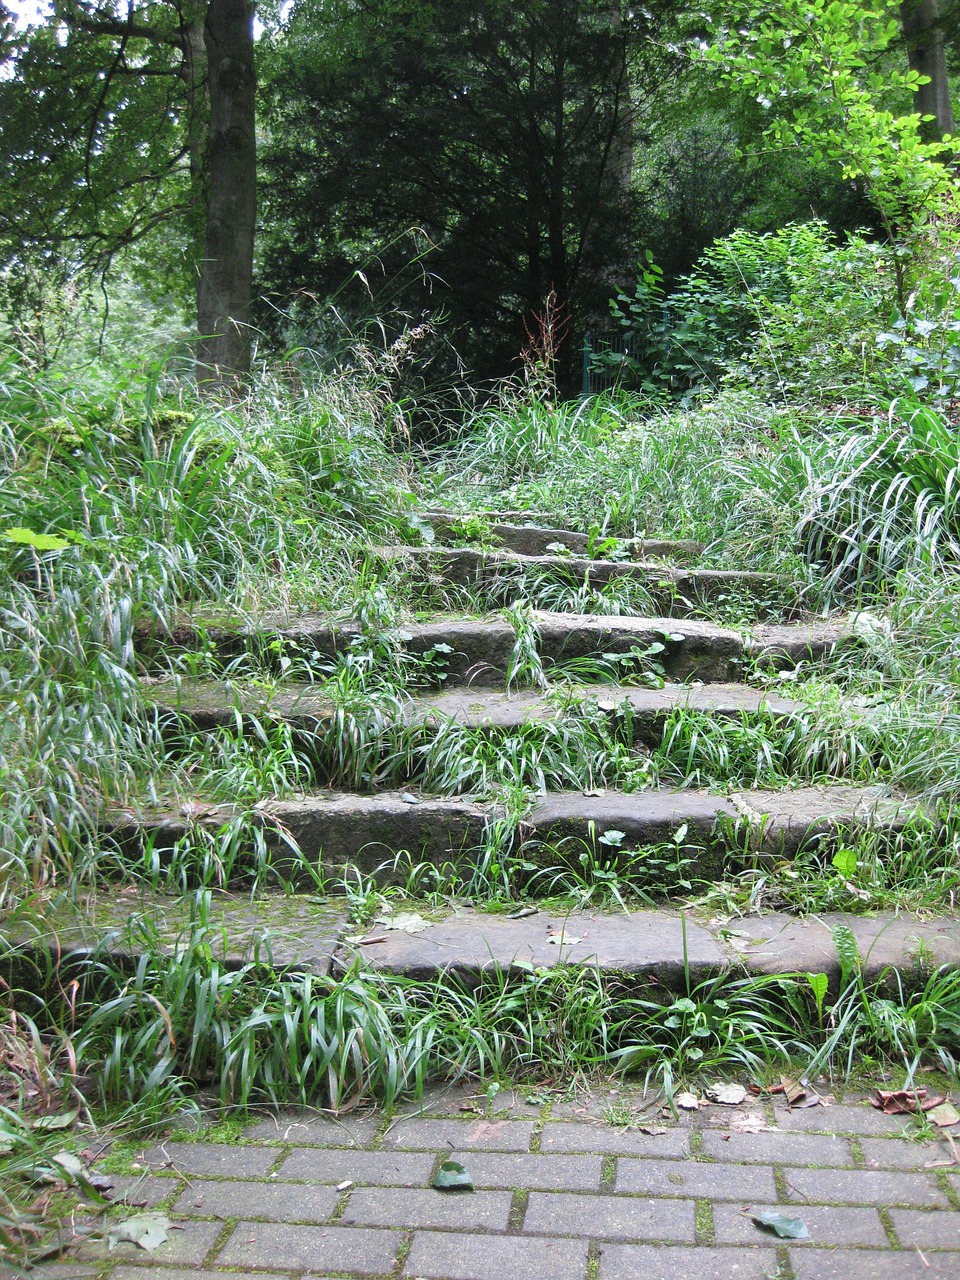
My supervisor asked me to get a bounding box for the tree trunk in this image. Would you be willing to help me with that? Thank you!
[900,0,955,141]
[197,0,256,392]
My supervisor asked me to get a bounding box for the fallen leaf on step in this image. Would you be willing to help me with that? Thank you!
[506,906,538,919]
[751,1211,809,1240]
[107,1213,173,1252]
[872,1088,945,1115]
[727,1112,776,1134]
[707,1083,747,1106]
[675,1092,701,1111]
[927,1102,960,1128]
[400,793,420,805]
[547,934,581,946]
[377,913,429,934]
[432,1160,474,1191]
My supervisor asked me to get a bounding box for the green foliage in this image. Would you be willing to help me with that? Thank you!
[603,223,896,401]
[258,0,679,388]
[702,1,960,303]
[0,3,200,326]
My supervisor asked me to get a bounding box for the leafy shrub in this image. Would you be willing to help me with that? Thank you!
[600,222,896,401]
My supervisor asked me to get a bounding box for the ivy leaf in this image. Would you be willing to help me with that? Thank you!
[432,1160,474,1192]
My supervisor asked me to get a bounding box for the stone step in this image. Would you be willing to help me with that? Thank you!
[11,894,958,996]
[425,513,702,562]
[144,679,803,747]
[102,783,921,887]
[374,546,782,615]
[136,611,857,688]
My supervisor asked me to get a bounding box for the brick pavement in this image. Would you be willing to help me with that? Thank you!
[40,1086,960,1280]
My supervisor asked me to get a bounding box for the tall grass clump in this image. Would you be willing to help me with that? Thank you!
[0,341,423,908]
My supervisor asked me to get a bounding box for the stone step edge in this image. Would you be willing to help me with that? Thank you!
[135,613,858,687]
[142,679,806,739]
[9,898,958,997]
[101,784,926,883]
[423,513,704,561]
[375,544,777,590]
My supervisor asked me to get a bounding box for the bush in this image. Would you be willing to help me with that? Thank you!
[600,222,897,402]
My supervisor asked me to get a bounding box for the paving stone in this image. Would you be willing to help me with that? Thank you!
[404,1230,588,1280]
[700,1129,855,1166]
[381,1117,534,1151]
[889,1208,960,1249]
[243,1110,380,1147]
[859,1137,947,1170]
[140,1142,279,1177]
[539,1121,689,1157]
[98,1173,176,1208]
[340,1186,512,1231]
[789,1247,960,1279]
[445,1150,603,1191]
[172,1178,339,1221]
[522,1190,696,1241]
[772,1103,907,1135]
[783,1166,948,1208]
[615,1157,777,1201]
[410,1080,535,1119]
[598,1243,778,1280]
[713,1202,888,1247]
[277,1146,435,1185]
[111,1272,293,1280]
[217,1221,401,1272]
[76,1218,224,1265]
[25,1267,102,1279]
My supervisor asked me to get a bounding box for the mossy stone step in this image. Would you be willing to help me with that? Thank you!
[374,545,783,615]
[426,513,702,561]
[135,611,857,687]
[102,783,923,887]
[143,678,803,746]
[11,896,960,996]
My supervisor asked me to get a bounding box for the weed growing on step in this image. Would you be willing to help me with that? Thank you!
[700,814,960,918]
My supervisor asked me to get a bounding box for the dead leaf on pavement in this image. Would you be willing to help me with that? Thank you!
[376,912,430,934]
[927,1101,960,1128]
[707,1083,747,1106]
[466,1120,506,1143]
[107,1213,174,1252]
[872,1088,946,1115]
[675,1092,701,1111]
[727,1111,777,1134]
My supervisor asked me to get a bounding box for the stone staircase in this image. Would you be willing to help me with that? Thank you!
[21,514,960,996]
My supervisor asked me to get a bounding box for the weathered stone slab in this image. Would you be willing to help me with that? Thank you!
[425,512,703,561]
[723,911,960,987]
[4,893,347,989]
[749,620,857,667]
[102,790,494,883]
[733,785,923,855]
[136,609,855,688]
[374,546,781,616]
[333,907,725,987]
[533,612,746,682]
[144,679,801,745]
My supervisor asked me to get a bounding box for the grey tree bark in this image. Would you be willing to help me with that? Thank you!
[900,0,955,141]
[196,0,256,391]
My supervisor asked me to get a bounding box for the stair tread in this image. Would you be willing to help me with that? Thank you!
[144,678,804,727]
[18,896,960,990]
